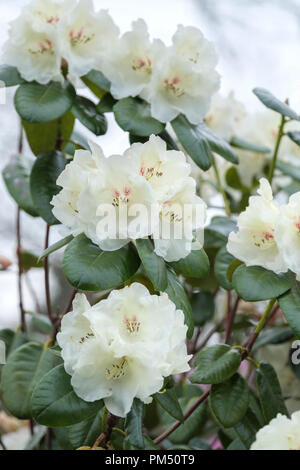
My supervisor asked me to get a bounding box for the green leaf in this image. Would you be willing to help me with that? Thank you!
[279,282,300,338]
[199,123,239,164]
[125,399,144,449]
[214,246,234,290]
[166,395,206,444]
[15,81,76,123]
[136,238,168,291]
[276,160,300,182]
[39,234,74,261]
[226,258,244,284]
[169,249,210,280]
[252,327,295,351]
[210,374,249,428]
[225,166,245,190]
[253,87,299,120]
[155,388,184,422]
[231,410,260,449]
[1,343,59,419]
[30,150,67,225]
[165,268,194,338]
[171,115,212,170]
[191,291,214,326]
[230,136,271,154]
[82,69,111,93]
[20,250,43,271]
[31,315,53,335]
[114,97,165,136]
[2,155,38,217]
[32,364,103,427]
[190,344,241,384]
[287,131,300,147]
[72,96,107,136]
[232,265,294,302]
[256,361,289,423]
[23,111,75,156]
[62,234,140,292]
[0,329,28,378]
[67,413,102,449]
[96,93,117,113]
[0,65,25,86]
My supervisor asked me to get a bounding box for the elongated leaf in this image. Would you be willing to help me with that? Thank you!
[169,249,210,279]
[23,111,75,156]
[136,238,168,291]
[214,246,234,290]
[67,413,102,449]
[190,344,241,384]
[20,250,43,271]
[165,268,194,338]
[191,291,214,326]
[96,93,117,113]
[253,87,299,120]
[1,343,59,419]
[165,395,206,444]
[232,409,260,449]
[198,123,239,164]
[256,361,288,423]
[63,234,140,291]
[82,69,111,93]
[279,282,300,338]
[2,155,38,216]
[39,234,73,261]
[230,136,270,154]
[277,160,300,182]
[232,265,294,302]
[171,115,212,170]
[114,97,165,136]
[15,82,76,123]
[0,65,25,86]
[30,150,67,225]
[210,374,249,428]
[72,96,107,136]
[155,388,184,422]
[32,364,103,427]
[287,131,300,147]
[226,258,244,283]
[252,327,295,351]
[125,399,144,449]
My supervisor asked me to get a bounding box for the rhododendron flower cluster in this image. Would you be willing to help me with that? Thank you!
[2,0,220,123]
[51,135,206,262]
[57,283,191,417]
[227,177,300,276]
[251,411,300,450]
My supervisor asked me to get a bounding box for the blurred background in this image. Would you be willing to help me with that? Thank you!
[0,0,300,329]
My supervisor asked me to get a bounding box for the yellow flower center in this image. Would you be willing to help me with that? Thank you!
[105,357,128,380]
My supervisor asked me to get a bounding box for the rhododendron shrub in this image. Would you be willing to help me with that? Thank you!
[1,0,300,452]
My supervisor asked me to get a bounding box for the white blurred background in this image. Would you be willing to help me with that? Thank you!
[0,0,300,329]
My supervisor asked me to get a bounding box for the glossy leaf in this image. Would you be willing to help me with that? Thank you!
[62,234,140,292]
[155,388,184,422]
[114,97,165,136]
[39,234,74,261]
[190,344,241,384]
[165,268,194,338]
[214,246,234,290]
[0,65,25,86]
[136,238,168,291]
[279,282,300,339]
[72,96,107,136]
[169,249,210,280]
[253,87,299,120]
[125,399,144,449]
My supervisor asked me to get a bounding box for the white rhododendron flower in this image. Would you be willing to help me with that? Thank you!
[3,9,63,84]
[227,178,287,273]
[275,192,300,277]
[154,178,206,262]
[124,134,191,201]
[58,0,119,83]
[57,284,191,417]
[251,412,300,450]
[142,25,220,124]
[102,19,163,99]
[52,136,206,261]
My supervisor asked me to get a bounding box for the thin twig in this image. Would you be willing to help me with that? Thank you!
[24,272,42,313]
[225,295,240,344]
[0,436,7,450]
[45,428,52,450]
[44,225,53,324]
[154,389,211,445]
[16,208,26,332]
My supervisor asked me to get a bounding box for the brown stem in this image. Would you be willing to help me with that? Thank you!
[92,432,105,449]
[154,389,211,445]
[0,436,7,450]
[45,428,52,450]
[44,225,53,324]
[225,295,240,344]
[16,207,26,332]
